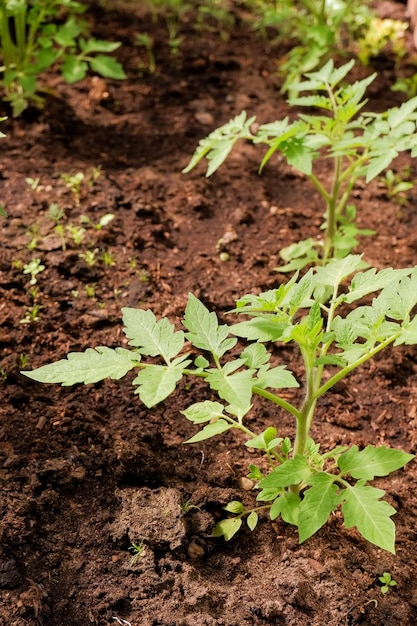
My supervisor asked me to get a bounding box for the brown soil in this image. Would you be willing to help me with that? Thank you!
[2,2,417,625]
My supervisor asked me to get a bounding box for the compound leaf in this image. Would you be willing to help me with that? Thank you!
[184,293,236,358]
[258,456,312,491]
[181,400,225,424]
[22,347,138,385]
[298,473,338,543]
[338,445,414,480]
[122,307,185,363]
[206,368,254,410]
[340,484,397,553]
[184,419,232,443]
[133,362,187,407]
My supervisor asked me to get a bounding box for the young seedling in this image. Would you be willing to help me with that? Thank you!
[22,258,45,285]
[379,572,397,594]
[183,60,417,271]
[381,169,414,207]
[135,33,156,75]
[128,539,146,566]
[22,255,416,552]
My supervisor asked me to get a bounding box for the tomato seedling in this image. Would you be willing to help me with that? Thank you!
[23,254,416,552]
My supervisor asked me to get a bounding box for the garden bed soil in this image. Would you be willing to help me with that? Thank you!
[2,2,417,624]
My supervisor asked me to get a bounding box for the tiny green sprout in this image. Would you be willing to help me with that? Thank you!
[379,572,397,594]
[79,248,99,267]
[180,499,201,514]
[19,354,30,369]
[66,224,86,245]
[47,203,66,223]
[61,171,84,204]
[101,249,116,267]
[128,539,146,566]
[135,33,156,74]
[23,259,45,285]
[20,304,42,324]
[0,205,7,218]
[25,177,41,191]
[80,213,115,230]
[84,284,97,298]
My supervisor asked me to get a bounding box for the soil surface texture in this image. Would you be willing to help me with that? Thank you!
[2,2,417,625]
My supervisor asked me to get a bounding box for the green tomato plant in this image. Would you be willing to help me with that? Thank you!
[23,254,416,553]
[183,60,417,271]
[0,0,126,116]
[245,0,374,96]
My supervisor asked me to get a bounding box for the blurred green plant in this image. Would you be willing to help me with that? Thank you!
[0,0,126,116]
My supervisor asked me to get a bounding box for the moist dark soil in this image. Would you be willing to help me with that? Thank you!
[2,2,417,625]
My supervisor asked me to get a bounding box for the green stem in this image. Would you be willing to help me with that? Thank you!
[252,385,301,421]
[314,335,399,400]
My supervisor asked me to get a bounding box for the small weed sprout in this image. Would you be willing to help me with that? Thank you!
[379,572,397,594]
[381,169,414,206]
[128,539,146,566]
[135,33,156,74]
[23,259,45,285]
[79,249,99,267]
[20,304,43,325]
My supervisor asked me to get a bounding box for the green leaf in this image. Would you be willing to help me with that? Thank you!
[270,492,301,525]
[133,363,186,408]
[89,55,127,80]
[313,255,363,291]
[206,369,254,410]
[298,473,338,543]
[232,318,288,342]
[338,445,414,481]
[245,427,282,451]
[183,293,236,358]
[247,511,259,531]
[212,517,242,541]
[181,400,225,424]
[22,347,138,385]
[240,343,270,369]
[81,38,122,54]
[62,55,88,83]
[255,365,299,390]
[184,419,232,443]
[224,501,244,514]
[122,307,185,363]
[258,456,312,491]
[340,484,397,553]
[182,112,255,176]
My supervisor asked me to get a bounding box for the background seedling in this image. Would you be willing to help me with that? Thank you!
[23,255,416,552]
[135,33,156,74]
[183,60,417,270]
[379,572,397,594]
[23,258,45,285]
[128,539,146,566]
[0,0,126,116]
[381,168,414,207]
